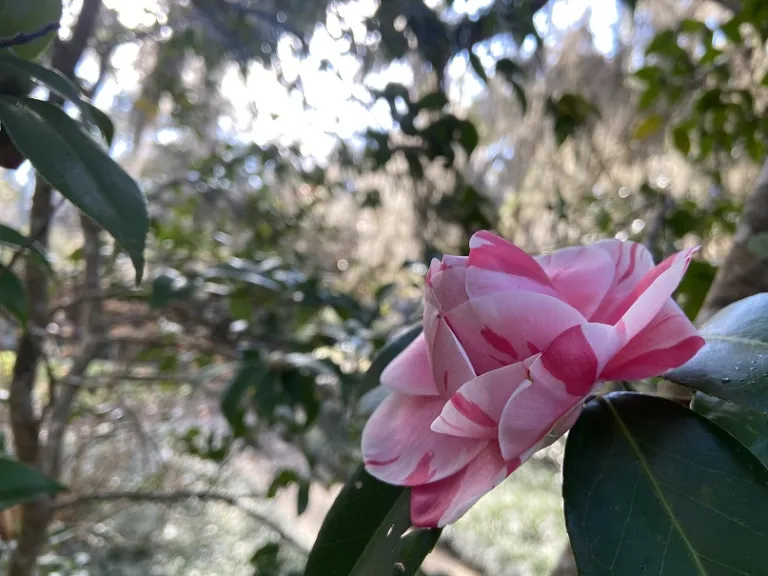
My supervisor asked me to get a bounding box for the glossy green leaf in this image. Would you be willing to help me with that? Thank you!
[304,465,410,576]
[666,293,768,411]
[0,96,148,283]
[397,529,442,576]
[564,392,768,576]
[0,223,50,270]
[361,324,422,396]
[692,392,768,467]
[0,456,65,509]
[0,266,26,324]
[0,51,111,139]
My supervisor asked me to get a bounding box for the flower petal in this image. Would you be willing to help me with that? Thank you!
[466,231,558,299]
[535,244,617,319]
[446,291,586,374]
[431,363,529,439]
[612,247,698,343]
[380,332,439,396]
[425,256,469,312]
[410,443,512,527]
[424,302,477,396]
[601,300,705,381]
[498,325,599,462]
[590,240,656,324]
[362,393,485,486]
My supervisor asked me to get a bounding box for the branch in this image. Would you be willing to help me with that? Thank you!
[54,489,308,553]
[0,23,59,49]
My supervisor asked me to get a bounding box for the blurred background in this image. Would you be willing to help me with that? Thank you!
[0,0,766,574]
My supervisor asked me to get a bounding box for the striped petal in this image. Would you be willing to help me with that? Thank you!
[362,393,485,486]
[410,443,512,527]
[590,240,656,324]
[498,325,600,462]
[425,256,469,312]
[424,302,477,396]
[431,363,529,439]
[380,332,439,396]
[446,291,585,374]
[535,244,617,319]
[601,300,704,381]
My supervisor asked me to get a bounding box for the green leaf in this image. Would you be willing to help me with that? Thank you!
[672,124,691,155]
[0,457,65,509]
[150,272,196,309]
[0,223,50,270]
[0,51,109,138]
[674,259,716,320]
[468,51,487,84]
[632,114,664,140]
[0,96,148,283]
[0,266,26,324]
[204,261,280,290]
[250,542,281,573]
[564,392,768,576]
[267,469,303,498]
[456,120,479,156]
[666,293,768,411]
[362,324,422,396]
[692,392,768,467]
[415,92,448,111]
[397,529,442,576]
[221,358,267,437]
[304,465,411,576]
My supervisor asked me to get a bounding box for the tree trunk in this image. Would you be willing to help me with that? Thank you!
[7,2,102,574]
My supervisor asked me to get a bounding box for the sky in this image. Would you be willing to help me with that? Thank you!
[90,0,622,160]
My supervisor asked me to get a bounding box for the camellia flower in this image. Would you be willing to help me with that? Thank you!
[362,231,704,527]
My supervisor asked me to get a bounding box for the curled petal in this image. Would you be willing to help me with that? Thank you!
[380,332,439,396]
[424,303,476,396]
[535,244,617,319]
[431,363,529,439]
[590,240,656,324]
[446,291,585,374]
[612,247,698,344]
[362,393,485,486]
[601,300,704,381]
[498,325,599,462]
[410,443,511,527]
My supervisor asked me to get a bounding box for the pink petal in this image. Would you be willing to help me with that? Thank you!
[446,291,586,374]
[380,332,439,396]
[431,363,529,439]
[362,393,485,486]
[612,247,698,343]
[601,300,705,381]
[425,256,469,312]
[535,244,617,319]
[410,443,511,527]
[424,303,477,396]
[590,240,656,324]
[466,231,556,299]
[498,325,599,462]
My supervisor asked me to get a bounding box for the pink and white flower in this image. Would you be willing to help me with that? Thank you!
[362,231,704,527]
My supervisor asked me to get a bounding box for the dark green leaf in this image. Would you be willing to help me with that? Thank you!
[221,359,266,437]
[0,457,65,509]
[0,51,97,129]
[83,102,116,145]
[468,52,487,84]
[0,223,50,270]
[267,469,303,498]
[666,293,768,411]
[456,120,479,156]
[692,392,768,467]
[415,92,448,111]
[204,262,280,290]
[362,324,422,396]
[720,18,742,43]
[396,529,442,576]
[150,272,196,309]
[0,267,26,324]
[304,465,410,576]
[0,97,148,283]
[564,392,768,576]
[672,125,691,155]
[250,542,281,573]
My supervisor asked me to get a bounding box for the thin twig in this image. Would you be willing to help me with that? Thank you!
[0,23,60,49]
